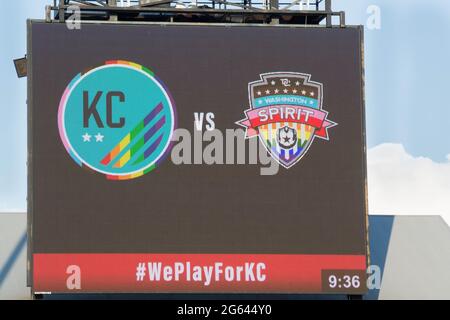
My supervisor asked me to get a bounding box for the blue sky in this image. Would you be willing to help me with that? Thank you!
[1,0,450,211]
[338,0,450,162]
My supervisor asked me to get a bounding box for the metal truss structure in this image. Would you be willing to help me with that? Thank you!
[48,0,345,26]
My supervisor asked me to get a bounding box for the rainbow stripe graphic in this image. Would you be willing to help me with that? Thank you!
[259,122,314,166]
[101,102,164,166]
[105,60,154,76]
[101,102,166,179]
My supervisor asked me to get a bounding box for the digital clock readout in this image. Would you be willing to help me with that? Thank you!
[321,270,367,294]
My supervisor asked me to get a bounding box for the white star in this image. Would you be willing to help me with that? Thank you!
[274,89,279,94]
[295,81,300,86]
[283,88,288,94]
[292,89,298,94]
[257,91,262,96]
[271,80,276,85]
[82,133,91,142]
[310,91,315,97]
[95,133,104,142]
[265,89,270,94]
[301,90,307,95]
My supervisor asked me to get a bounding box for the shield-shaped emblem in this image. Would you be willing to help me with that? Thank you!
[237,72,337,169]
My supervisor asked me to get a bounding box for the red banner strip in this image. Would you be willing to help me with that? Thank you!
[238,105,336,139]
[33,253,366,293]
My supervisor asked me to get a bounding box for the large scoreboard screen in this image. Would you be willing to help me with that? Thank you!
[28,21,368,294]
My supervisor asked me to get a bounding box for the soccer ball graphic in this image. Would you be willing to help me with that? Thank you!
[277,126,297,149]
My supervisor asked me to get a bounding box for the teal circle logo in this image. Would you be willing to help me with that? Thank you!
[58,60,176,180]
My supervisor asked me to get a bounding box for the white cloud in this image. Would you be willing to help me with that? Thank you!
[368,143,450,226]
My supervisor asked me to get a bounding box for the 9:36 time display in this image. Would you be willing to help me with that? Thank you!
[321,270,367,294]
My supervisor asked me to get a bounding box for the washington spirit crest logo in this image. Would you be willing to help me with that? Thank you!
[237,72,337,169]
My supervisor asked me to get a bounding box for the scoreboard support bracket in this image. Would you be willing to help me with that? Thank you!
[48,0,345,27]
